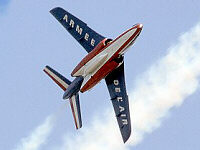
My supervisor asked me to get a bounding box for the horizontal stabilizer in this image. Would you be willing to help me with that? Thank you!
[69,93,82,129]
[43,65,71,91]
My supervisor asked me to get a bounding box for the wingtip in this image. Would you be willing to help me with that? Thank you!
[49,7,62,13]
[43,66,47,72]
[122,131,131,143]
[43,65,49,72]
[122,125,131,143]
[123,137,129,143]
[49,7,66,15]
[76,124,82,130]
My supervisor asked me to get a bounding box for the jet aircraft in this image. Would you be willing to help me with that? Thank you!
[44,7,143,143]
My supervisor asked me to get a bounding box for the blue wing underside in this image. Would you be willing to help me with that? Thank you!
[105,63,131,143]
[50,7,105,53]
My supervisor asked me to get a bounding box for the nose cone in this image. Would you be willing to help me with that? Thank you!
[133,23,143,30]
[138,23,143,28]
[135,23,143,30]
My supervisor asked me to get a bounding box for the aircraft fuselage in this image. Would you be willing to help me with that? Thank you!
[71,24,143,92]
[44,7,144,142]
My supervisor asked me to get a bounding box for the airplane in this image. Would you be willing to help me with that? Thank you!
[43,7,143,143]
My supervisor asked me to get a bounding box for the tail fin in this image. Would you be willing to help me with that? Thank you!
[69,93,82,129]
[43,65,71,91]
[43,65,82,129]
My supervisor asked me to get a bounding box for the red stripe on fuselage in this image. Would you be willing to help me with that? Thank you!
[109,25,142,61]
[71,24,142,77]
[80,25,142,92]
[80,60,119,92]
[71,38,107,76]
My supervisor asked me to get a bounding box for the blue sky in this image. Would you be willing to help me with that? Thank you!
[0,0,10,5]
[0,0,200,150]
[0,0,10,11]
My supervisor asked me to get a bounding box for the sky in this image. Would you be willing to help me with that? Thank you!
[0,0,200,150]
[0,0,10,11]
[0,0,10,6]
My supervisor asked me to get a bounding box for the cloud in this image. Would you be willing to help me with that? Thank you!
[55,22,200,150]
[13,115,55,150]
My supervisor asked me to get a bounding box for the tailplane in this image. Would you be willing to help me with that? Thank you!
[69,93,82,129]
[43,65,71,91]
[43,65,82,129]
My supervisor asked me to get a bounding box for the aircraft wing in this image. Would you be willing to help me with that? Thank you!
[50,7,105,53]
[105,63,131,143]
